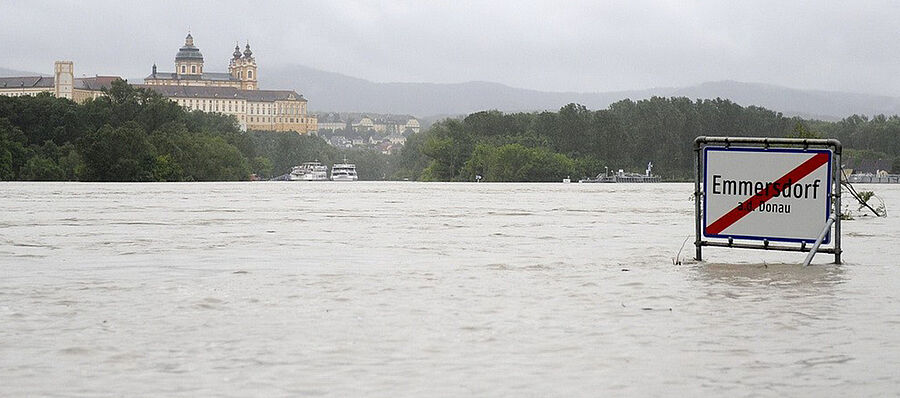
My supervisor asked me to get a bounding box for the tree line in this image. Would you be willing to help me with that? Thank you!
[3,82,899,182]
[395,99,900,181]
[0,80,391,181]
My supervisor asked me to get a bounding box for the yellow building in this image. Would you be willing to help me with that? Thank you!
[139,85,316,133]
[1,33,317,134]
[0,61,113,102]
[142,33,316,134]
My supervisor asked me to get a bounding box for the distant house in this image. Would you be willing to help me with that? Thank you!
[313,112,421,135]
[846,159,893,175]
[349,132,365,146]
[377,141,396,154]
[354,116,376,132]
[328,135,352,148]
[316,112,347,133]
[386,130,406,145]
[312,112,421,149]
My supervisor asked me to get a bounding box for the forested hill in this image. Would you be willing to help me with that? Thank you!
[263,64,900,119]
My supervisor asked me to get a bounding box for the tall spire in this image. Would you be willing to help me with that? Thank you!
[233,42,241,59]
[243,42,253,58]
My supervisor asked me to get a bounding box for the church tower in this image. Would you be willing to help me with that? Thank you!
[175,33,204,78]
[229,43,257,90]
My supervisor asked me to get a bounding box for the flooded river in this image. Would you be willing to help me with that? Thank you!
[1,182,898,396]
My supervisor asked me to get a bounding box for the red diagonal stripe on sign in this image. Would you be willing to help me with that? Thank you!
[706,152,829,236]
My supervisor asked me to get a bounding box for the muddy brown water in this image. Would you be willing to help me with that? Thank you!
[1,182,898,396]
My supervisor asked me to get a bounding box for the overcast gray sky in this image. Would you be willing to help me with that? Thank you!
[2,1,898,95]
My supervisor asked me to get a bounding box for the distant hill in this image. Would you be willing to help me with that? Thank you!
[262,64,900,120]
[262,64,629,116]
[668,81,900,121]
[8,63,900,120]
[0,67,42,77]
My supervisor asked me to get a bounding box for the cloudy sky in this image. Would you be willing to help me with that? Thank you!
[2,1,898,95]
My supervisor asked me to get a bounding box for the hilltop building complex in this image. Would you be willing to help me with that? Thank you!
[0,33,317,135]
[140,33,316,133]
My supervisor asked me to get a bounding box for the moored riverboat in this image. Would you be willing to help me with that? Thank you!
[331,160,359,181]
[289,161,329,181]
[579,162,661,183]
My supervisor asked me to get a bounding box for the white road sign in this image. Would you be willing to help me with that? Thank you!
[703,147,833,243]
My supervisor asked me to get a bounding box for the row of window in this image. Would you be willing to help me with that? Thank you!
[180,64,203,75]
[176,64,254,80]
[177,98,244,113]
[0,91,43,97]
[174,98,308,122]
[248,117,309,124]
[249,103,305,116]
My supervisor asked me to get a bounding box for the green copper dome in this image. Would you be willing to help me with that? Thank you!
[175,33,204,62]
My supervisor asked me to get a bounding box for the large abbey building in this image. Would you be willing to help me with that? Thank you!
[140,33,316,133]
[0,33,317,134]
[144,34,258,90]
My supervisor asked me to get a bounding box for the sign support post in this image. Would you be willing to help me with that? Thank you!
[803,214,836,266]
[833,149,842,264]
[694,140,704,262]
[693,136,843,264]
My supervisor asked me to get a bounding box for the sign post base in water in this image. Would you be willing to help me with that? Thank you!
[693,136,843,265]
[803,215,837,266]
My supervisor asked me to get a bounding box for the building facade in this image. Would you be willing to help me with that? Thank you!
[315,113,420,135]
[142,33,316,133]
[0,61,112,101]
[1,33,316,134]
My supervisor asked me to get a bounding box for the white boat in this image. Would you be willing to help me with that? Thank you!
[331,160,358,181]
[289,161,329,181]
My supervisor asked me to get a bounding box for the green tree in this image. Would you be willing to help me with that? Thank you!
[151,154,183,182]
[788,121,823,139]
[0,118,29,180]
[79,122,156,181]
[421,119,474,181]
[250,156,274,178]
[21,155,64,181]
[57,147,84,181]
[251,131,336,176]
[461,144,575,182]
[172,135,250,181]
[393,131,429,180]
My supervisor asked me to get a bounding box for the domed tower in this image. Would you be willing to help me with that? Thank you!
[229,42,258,90]
[175,33,204,77]
[228,43,242,81]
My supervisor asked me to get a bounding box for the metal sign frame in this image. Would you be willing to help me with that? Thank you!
[693,136,842,264]
[703,146,833,243]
